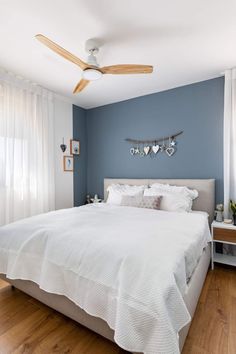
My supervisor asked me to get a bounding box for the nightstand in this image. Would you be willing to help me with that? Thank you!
[211,221,236,269]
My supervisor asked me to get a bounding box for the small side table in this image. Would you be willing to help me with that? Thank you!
[211,221,236,269]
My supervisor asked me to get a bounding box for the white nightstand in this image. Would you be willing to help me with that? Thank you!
[211,221,236,269]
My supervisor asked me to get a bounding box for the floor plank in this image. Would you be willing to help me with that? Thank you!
[0,279,10,290]
[183,265,236,354]
[0,266,235,353]
[0,281,128,354]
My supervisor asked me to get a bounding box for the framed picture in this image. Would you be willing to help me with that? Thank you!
[63,156,74,172]
[70,139,80,155]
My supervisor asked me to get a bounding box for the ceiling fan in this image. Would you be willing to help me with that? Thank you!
[35,34,153,94]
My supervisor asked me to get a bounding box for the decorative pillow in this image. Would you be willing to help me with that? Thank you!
[106,184,147,205]
[121,195,162,210]
[120,195,143,207]
[144,188,194,212]
[139,196,162,210]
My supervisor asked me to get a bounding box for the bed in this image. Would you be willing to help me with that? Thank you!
[0,178,215,354]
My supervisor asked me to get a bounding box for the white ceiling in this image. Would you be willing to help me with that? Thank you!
[0,0,236,109]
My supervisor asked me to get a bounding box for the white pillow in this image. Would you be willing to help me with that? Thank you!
[144,184,198,212]
[106,184,147,205]
[149,183,198,200]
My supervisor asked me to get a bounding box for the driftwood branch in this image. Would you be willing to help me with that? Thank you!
[125,131,183,145]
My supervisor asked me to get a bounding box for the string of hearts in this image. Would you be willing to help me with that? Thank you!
[125,131,183,157]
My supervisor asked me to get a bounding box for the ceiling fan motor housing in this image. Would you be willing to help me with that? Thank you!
[87,53,99,67]
[85,39,99,54]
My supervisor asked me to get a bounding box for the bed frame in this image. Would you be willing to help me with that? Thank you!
[0,178,215,353]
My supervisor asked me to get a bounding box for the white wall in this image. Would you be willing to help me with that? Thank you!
[54,98,73,210]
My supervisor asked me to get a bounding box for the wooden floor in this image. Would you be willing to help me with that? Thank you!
[182,265,236,354]
[0,265,235,353]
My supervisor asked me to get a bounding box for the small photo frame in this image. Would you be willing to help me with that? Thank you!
[70,139,80,155]
[63,156,74,172]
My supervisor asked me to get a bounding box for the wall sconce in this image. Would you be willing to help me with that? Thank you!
[60,138,67,153]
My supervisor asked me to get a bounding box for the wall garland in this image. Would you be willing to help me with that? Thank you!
[125,130,183,157]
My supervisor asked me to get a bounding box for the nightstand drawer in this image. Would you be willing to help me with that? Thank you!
[213,227,236,243]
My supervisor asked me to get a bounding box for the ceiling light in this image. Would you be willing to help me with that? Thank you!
[82,69,102,81]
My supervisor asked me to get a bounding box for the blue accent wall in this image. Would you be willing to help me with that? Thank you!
[73,105,87,206]
[85,77,224,203]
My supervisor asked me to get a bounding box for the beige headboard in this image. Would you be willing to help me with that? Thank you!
[104,178,215,222]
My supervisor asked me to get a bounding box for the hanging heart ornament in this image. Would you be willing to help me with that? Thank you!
[166,147,175,157]
[152,145,160,154]
[144,146,150,155]
[130,147,135,155]
[140,150,145,157]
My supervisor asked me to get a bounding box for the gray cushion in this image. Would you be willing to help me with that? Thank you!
[121,195,162,210]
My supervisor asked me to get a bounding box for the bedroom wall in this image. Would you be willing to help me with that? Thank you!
[51,98,88,210]
[54,98,74,209]
[73,105,87,206]
[85,77,224,203]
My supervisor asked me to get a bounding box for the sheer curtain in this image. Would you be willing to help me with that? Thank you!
[0,70,55,226]
[224,68,236,218]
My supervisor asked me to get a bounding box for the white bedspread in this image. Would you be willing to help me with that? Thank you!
[0,204,211,354]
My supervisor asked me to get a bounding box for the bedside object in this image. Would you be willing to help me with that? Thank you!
[215,210,223,222]
[211,221,236,269]
[85,194,91,204]
[224,219,233,224]
[90,194,102,203]
[215,203,224,222]
[230,200,236,225]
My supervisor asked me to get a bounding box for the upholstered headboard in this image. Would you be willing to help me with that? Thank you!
[104,178,215,222]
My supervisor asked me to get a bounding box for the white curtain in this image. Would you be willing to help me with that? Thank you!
[224,68,236,218]
[0,70,55,226]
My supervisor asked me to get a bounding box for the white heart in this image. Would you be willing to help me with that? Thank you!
[152,145,160,154]
[166,147,175,157]
[144,146,150,155]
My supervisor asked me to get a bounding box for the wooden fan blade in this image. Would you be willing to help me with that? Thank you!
[35,34,89,70]
[100,64,153,75]
[73,79,90,94]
